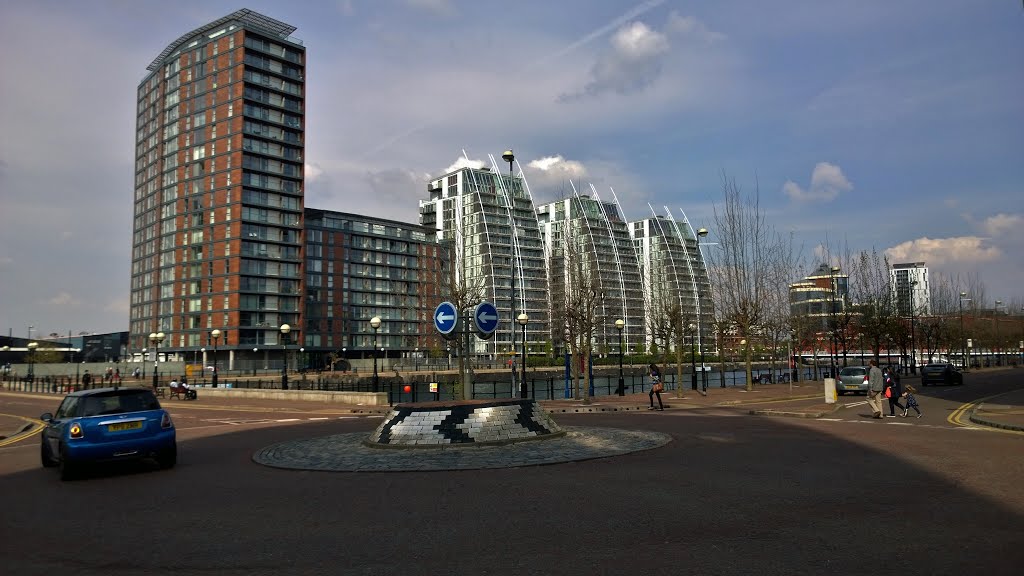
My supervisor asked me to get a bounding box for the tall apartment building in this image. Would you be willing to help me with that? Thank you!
[536,194,645,356]
[419,158,549,358]
[303,209,444,369]
[891,262,930,317]
[130,10,305,371]
[630,213,714,353]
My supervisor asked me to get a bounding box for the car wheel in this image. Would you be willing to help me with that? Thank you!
[157,444,177,469]
[40,441,58,468]
[59,446,79,481]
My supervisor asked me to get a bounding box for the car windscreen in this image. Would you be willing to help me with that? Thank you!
[839,368,866,376]
[79,390,161,417]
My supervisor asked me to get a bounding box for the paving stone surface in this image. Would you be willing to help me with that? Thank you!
[253,426,671,472]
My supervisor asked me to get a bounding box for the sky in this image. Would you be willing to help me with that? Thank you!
[1,0,1022,338]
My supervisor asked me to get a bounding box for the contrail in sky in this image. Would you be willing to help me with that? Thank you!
[361,0,667,160]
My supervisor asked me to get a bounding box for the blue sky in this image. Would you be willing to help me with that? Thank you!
[1,0,1022,337]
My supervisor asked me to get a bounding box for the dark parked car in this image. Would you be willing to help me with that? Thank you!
[837,366,870,395]
[920,363,963,386]
[40,387,176,480]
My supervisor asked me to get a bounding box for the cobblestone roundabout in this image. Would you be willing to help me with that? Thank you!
[253,426,672,472]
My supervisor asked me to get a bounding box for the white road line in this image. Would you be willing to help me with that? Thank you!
[274,418,301,422]
[308,417,329,421]
[846,401,868,407]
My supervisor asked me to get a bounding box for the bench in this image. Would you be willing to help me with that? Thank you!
[168,384,184,400]
[153,387,166,399]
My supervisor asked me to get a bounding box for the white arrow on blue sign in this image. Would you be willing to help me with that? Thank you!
[473,301,499,336]
[433,301,458,336]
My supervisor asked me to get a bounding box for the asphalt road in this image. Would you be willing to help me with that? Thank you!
[1,372,1022,575]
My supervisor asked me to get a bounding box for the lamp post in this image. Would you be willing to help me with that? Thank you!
[502,148,520,394]
[517,312,528,398]
[253,348,258,376]
[299,347,305,384]
[149,332,165,389]
[210,329,221,387]
[909,280,918,375]
[828,266,841,378]
[27,342,38,379]
[994,300,1004,367]
[688,323,698,390]
[1,345,8,381]
[615,319,625,396]
[141,348,147,379]
[370,316,381,392]
[694,227,710,391]
[959,292,971,371]
[279,323,290,390]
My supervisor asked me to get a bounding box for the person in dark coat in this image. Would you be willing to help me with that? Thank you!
[884,365,905,417]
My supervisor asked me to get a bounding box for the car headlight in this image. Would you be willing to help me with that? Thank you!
[69,422,83,439]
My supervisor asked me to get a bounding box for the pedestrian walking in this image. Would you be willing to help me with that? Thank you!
[866,359,885,419]
[81,370,92,389]
[113,367,121,383]
[648,363,664,411]
[901,384,922,418]
[884,366,905,417]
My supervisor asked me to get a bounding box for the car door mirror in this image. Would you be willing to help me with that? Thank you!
[40,412,53,422]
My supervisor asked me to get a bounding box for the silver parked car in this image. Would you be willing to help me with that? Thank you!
[837,366,870,395]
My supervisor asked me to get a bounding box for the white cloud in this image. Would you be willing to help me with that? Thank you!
[48,292,78,307]
[885,236,1001,266]
[783,162,853,202]
[526,155,588,179]
[666,11,726,42]
[563,21,670,100]
[304,162,324,182]
[443,156,485,174]
[981,213,1023,236]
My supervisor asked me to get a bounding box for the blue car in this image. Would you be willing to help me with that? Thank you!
[40,387,176,480]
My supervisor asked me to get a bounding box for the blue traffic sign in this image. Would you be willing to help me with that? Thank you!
[473,301,499,337]
[434,301,458,336]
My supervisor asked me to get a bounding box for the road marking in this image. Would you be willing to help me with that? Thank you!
[0,413,43,447]
[308,417,329,421]
[845,401,868,408]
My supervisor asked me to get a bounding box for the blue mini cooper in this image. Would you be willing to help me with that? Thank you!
[40,387,177,480]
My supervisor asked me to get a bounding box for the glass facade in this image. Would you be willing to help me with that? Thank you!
[537,196,646,356]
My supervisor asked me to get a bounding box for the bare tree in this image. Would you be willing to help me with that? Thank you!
[707,173,781,391]
[552,220,605,404]
[849,248,897,363]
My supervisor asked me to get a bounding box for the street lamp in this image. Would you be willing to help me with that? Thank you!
[27,342,38,379]
[141,348,147,379]
[370,316,382,392]
[615,319,625,396]
[280,323,290,390]
[959,292,971,371]
[253,347,258,376]
[210,329,221,387]
[149,332,165,389]
[994,300,1004,367]
[829,266,841,378]
[517,312,528,398]
[502,148,520,392]
[688,324,697,390]
[694,227,710,391]
[909,280,918,375]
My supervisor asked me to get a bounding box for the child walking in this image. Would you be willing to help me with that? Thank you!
[901,384,922,418]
